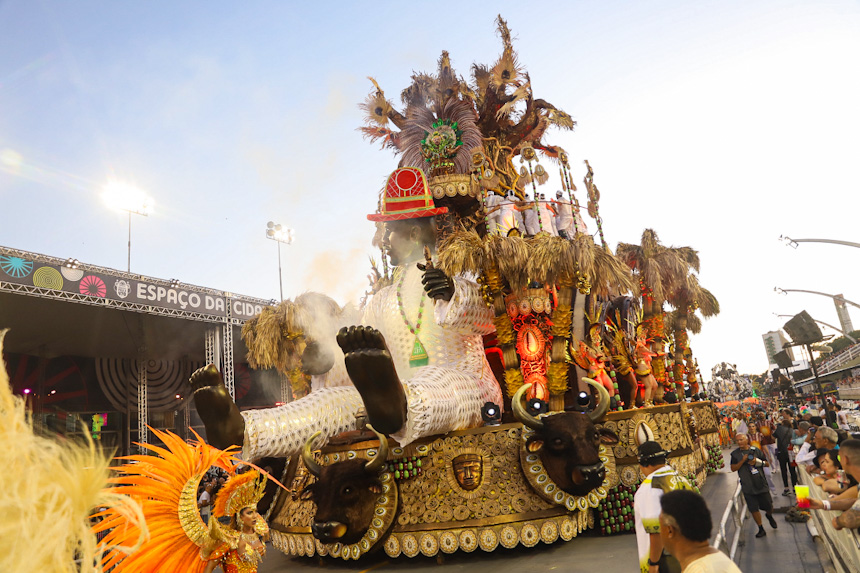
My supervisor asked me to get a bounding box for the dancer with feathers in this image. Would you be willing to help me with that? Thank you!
[93,427,271,572]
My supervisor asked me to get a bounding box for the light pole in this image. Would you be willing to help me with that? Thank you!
[102,181,153,272]
[780,235,860,250]
[265,221,293,301]
[774,287,860,311]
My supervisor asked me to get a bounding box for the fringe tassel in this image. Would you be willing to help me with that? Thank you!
[547,361,569,395]
[504,368,524,397]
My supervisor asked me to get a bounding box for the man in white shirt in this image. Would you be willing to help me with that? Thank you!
[796,425,838,474]
[198,482,214,524]
[836,404,849,430]
[731,414,748,437]
[483,191,503,235]
[537,193,557,236]
[497,190,523,234]
[552,190,574,238]
[659,490,741,572]
[516,194,541,235]
[634,441,694,573]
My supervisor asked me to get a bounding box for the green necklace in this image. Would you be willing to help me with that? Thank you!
[396,269,429,367]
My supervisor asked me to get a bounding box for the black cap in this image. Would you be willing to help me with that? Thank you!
[638,440,668,465]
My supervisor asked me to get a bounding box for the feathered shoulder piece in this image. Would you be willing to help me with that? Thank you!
[93,429,240,572]
[612,328,634,362]
[567,337,594,370]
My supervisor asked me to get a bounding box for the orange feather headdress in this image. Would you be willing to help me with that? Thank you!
[93,428,240,572]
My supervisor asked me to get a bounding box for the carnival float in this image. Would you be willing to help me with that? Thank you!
[207,17,721,559]
[183,15,725,563]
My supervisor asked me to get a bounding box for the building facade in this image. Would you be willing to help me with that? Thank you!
[834,294,854,335]
[762,330,793,368]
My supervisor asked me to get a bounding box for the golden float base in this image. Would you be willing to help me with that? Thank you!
[272,509,594,559]
[268,402,720,559]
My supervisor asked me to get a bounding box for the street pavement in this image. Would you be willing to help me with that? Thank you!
[258,449,822,572]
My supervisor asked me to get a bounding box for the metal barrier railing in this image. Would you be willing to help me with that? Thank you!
[713,482,747,561]
[819,344,860,374]
[801,470,860,573]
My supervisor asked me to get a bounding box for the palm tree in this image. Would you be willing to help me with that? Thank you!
[665,273,720,397]
[616,229,698,398]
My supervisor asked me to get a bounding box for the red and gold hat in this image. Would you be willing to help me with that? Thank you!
[367,167,448,222]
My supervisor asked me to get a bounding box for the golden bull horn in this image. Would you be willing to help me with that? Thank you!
[511,383,544,430]
[302,431,323,478]
[364,424,389,474]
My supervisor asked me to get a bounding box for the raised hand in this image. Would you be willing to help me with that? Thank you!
[190,364,223,392]
[417,263,454,301]
[190,364,245,450]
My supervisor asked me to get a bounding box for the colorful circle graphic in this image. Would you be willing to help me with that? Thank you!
[79,275,107,297]
[32,267,63,290]
[0,256,34,278]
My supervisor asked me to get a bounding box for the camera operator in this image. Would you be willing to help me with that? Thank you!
[730,433,777,538]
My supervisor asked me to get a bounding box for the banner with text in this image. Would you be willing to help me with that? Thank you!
[0,252,265,321]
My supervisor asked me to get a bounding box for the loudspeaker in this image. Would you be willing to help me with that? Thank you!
[792,368,812,382]
[774,350,793,369]
[783,311,823,345]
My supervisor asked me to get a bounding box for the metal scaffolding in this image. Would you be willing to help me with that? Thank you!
[205,328,221,371]
[137,351,148,448]
[0,246,270,455]
[205,325,235,400]
[222,301,235,399]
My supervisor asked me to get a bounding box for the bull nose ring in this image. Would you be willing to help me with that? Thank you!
[582,462,604,475]
[311,521,347,540]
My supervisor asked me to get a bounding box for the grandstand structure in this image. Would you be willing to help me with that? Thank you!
[0,245,280,455]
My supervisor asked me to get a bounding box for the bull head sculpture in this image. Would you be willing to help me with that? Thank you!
[301,425,390,545]
[513,378,619,496]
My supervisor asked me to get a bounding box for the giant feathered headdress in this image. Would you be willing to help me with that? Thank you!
[359,15,575,186]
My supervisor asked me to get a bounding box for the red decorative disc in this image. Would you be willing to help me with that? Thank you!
[80,275,107,297]
[395,168,419,190]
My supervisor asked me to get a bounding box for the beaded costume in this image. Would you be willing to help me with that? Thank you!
[207,538,266,573]
[201,471,270,573]
[242,262,501,460]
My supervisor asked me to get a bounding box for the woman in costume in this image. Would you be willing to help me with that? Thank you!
[202,471,269,573]
[94,427,269,572]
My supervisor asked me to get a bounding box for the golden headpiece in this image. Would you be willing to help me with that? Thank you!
[213,470,267,519]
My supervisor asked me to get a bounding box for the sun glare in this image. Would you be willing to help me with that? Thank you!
[102,180,154,215]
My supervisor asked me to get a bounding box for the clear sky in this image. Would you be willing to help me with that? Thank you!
[1,0,858,379]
